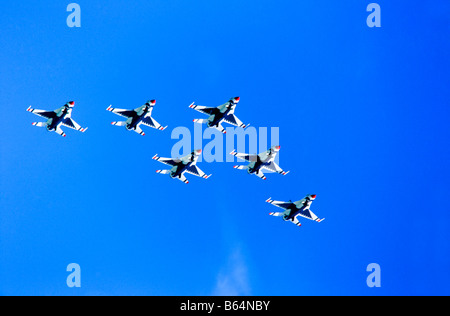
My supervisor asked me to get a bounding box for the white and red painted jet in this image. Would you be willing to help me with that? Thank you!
[152,149,212,184]
[189,97,249,134]
[230,145,289,180]
[107,100,167,136]
[266,194,325,227]
[26,101,88,137]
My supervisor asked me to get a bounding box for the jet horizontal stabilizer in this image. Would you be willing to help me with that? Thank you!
[111,121,127,126]
[193,119,208,124]
[31,122,46,127]
[156,170,171,175]
[269,212,283,217]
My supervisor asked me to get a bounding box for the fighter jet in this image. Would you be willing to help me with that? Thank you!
[152,149,212,184]
[230,145,290,180]
[26,101,88,137]
[106,100,167,136]
[266,194,325,227]
[189,97,249,134]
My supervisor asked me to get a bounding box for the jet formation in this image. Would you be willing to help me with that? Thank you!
[26,97,324,228]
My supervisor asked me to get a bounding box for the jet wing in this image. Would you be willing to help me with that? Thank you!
[106,105,135,118]
[141,116,167,131]
[62,118,88,132]
[189,103,217,116]
[185,165,211,179]
[26,106,56,120]
[152,155,181,167]
[266,198,294,210]
[230,150,258,162]
[262,161,290,175]
[296,208,325,223]
[223,114,248,128]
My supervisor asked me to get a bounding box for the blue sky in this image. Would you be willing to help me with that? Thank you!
[0,0,449,296]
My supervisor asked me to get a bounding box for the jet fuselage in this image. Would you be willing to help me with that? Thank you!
[126,106,150,130]
[207,102,235,128]
[284,197,314,221]
[169,153,196,178]
[46,106,70,131]
[247,148,278,174]
[170,163,188,179]
[247,157,263,174]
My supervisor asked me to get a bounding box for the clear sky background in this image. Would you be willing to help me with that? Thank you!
[0,1,449,296]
